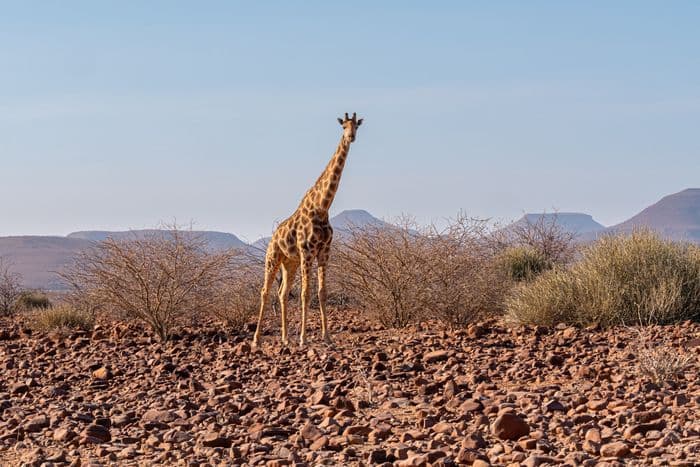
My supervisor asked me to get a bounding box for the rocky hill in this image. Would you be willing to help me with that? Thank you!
[606,188,700,242]
[0,236,92,290]
[67,230,247,251]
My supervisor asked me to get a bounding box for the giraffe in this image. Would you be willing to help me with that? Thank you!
[253,112,363,347]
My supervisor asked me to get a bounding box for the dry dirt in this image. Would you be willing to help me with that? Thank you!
[1,312,699,467]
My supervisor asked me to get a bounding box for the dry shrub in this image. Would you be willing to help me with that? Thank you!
[210,257,262,331]
[17,291,51,311]
[491,212,576,285]
[61,227,236,340]
[0,257,22,316]
[334,215,507,328]
[30,303,95,332]
[495,246,551,282]
[632,328,693,386]
[507,230,700,326]
[501,212,577,265]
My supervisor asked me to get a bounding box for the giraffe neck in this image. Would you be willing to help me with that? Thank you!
[303,135,352,213]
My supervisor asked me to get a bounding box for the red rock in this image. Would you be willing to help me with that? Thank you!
[423,350,449,363]
[300,421,323,441]
[310,435,329,451]
[600,441,630,458]
[522,455,561,467]
[53,427,75,442]
[142,409,176,424]
[623,420,666,439]
[491,413,530,440]
[81,424,111,443]
[198,432,232,448]
[24,415,49,433]
[92,366,110,379]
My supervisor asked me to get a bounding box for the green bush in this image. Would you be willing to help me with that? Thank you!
[17,291,51,310]
[496,246,551,282]
[30,304,95,332]
[507,231,700,327]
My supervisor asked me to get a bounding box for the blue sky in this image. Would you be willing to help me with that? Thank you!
[1,2,698,241]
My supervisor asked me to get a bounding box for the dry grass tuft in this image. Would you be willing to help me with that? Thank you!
[631,328,694,385]
[507,230,700,326]
[30,304,95,332]
[496,246,551,282]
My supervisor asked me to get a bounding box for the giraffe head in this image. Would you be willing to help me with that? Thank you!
[337,112,363,142]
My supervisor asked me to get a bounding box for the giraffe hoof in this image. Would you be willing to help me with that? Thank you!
[299,336,306,346]
[252,336,260,347]
[281,338,289,347]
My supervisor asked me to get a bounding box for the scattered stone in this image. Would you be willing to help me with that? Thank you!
[92,366,111,379]
[24,415,49,433]
[600,441,630,458]
[198,431,232,448]
[1,309,698,465]
[81,423,111,443]
[492,413,530,440]
[423,350,449,363]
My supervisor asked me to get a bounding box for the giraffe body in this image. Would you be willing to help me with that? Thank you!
[253,112,363,346]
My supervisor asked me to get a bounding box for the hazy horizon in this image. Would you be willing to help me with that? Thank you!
[2,2,699,241]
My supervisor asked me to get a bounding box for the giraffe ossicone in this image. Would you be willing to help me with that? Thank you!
[252,112,363,347]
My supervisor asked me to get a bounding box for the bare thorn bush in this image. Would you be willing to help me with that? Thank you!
[0,257,23,316]
[61,226,236,341]
[334,214,507,328]
[492,212,577,270]
[210,254,263,332]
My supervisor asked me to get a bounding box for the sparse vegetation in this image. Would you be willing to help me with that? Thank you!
[496,246,551,282]
[210,259,262,331]
[507,230,700,326]
[632,328,694,386]
[494,212,577,267]
[334,215,507,328]
[60,227,237,341]
[16,291,51,311]
[29,303,95,332]
[0,258,22,316]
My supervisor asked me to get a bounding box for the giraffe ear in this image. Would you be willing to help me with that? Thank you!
[337,118,344,125]
[357,118,363,126]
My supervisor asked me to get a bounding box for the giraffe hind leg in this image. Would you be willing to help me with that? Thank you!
[253,255,281,346]
[298,254,314,346]
[317,248,333,345]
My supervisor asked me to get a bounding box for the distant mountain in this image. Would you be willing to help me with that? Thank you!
[5,190,698,291]
[330,209,392,232]
[67,230,247,251]
[0,236,92,290]
[505,212,606,237]
[606,188,700,242]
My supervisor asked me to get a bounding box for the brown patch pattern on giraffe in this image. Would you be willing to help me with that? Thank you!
[253,112,363,346]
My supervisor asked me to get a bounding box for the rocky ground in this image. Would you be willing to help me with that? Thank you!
[1,311,699,467]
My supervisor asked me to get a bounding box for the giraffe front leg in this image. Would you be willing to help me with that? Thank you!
[299,256,313,346]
